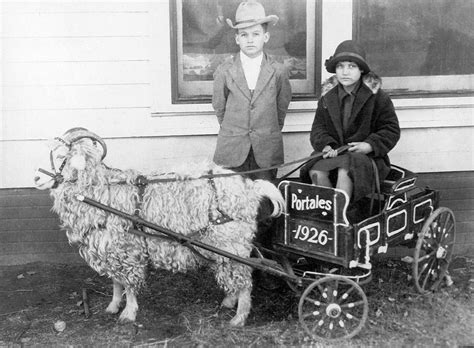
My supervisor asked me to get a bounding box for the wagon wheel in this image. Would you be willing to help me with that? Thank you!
[298,275,368,342]
[413,207,456,293]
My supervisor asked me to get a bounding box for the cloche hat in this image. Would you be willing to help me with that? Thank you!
[226,1,279,29]
[325,40,371,74]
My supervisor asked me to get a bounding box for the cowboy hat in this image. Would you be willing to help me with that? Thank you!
[226,1,278,29]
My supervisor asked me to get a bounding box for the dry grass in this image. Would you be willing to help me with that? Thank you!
[0,256,473,347]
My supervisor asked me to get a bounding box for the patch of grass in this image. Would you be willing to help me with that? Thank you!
[0,257,473,347]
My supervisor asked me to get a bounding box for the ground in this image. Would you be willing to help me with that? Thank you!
[0,255,473,347]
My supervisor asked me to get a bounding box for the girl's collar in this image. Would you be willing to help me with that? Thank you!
[321,72,381,97]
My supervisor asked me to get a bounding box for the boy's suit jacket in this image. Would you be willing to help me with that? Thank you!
[212,53,292,168]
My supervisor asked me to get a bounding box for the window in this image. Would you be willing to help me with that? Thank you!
[354,0,474,96]
[169,0,321,103]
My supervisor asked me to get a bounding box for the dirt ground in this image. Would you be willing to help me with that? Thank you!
[0,255,473,347]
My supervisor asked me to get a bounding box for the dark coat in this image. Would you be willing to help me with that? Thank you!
[212,53,292,168]
[300,73,400,201]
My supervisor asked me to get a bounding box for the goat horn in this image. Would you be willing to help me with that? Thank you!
[62,128,108,160]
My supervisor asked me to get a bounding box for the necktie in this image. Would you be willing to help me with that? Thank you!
[342,93,353,132]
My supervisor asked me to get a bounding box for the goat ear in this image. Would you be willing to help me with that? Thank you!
[70,153,86,170]
[55,145,70,158]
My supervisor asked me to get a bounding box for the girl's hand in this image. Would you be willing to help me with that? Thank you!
[348,142,373,154]
[322,145,338,158]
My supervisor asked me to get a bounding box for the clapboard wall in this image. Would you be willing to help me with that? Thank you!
[0,171,472,265]
[416,172,474,254]
[0,188,82,265]
[2,2,473,189]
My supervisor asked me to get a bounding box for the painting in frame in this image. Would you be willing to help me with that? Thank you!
[170,0,321,103]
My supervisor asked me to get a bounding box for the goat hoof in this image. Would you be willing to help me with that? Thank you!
[221,295,237,309]
[117,309,137,323]
[229,315,245,327]
[105,304,120,314]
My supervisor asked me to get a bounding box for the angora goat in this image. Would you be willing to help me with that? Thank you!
[34,128,284,326]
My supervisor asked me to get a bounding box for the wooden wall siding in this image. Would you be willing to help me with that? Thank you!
[2,2,151,139]
[1,1,473,192]
[0,188,82,265]
[0,172,472,265]
[416,172,474,255]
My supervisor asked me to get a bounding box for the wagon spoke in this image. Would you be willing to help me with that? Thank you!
[417,250,436,263]
[321,286,331,302]
[339,311,362,328]
[442,241,455,247]
[439,223,454,243]
[324,284,335,303]
[340,300,366,309]
[422,236,434,249]
[420,258,437,289]
[429,268,446,290]
[440,232,454,246]
[441,213,452,231]
[302,295,322,306]
[301,309,322,320]
[442,224,454,236]
[339,285,357,304]
[419,256,436,277]
[341,311,361,322]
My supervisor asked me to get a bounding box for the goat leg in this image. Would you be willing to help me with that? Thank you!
[105,279,123,314]
[229,288,251,327]
[118,287,138,323]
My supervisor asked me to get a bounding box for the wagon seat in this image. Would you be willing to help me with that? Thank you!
[354,164,419,222]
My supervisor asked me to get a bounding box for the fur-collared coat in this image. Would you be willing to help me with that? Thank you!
[300,72,400,201]
[212,53,292,168]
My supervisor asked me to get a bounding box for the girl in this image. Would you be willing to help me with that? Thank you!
[301,40,400,204]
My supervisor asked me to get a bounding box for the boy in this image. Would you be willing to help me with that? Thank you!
[300,40,400,204]
[212,1,292,181]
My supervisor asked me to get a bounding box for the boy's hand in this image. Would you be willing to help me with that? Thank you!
[348,142,373,154]
[322,145,338,158]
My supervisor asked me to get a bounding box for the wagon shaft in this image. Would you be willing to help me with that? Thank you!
[74,194,301,284]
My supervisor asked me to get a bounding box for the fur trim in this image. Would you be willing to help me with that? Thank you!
[321,72,382,96]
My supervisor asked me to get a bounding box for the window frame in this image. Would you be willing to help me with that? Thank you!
[352,0,474,98]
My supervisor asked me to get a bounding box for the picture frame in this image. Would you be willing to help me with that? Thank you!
[169,0,321,103]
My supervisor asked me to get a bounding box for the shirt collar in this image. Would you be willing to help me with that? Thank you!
[240,51,263,67]
[338,79,361,102]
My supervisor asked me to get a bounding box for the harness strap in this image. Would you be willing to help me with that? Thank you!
[132,175,148,231]
[207,174,233,225]
[128,173,226,263]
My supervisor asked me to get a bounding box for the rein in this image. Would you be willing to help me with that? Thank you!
[39,145,349,188]
[123,145,351,186]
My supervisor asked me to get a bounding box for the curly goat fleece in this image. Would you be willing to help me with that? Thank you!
[37,134,284,326]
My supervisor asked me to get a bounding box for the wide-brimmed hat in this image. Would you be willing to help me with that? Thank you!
[226,1,278,29]
[325,40,370,74]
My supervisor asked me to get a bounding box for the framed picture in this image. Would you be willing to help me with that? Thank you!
[170,0,321,103]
